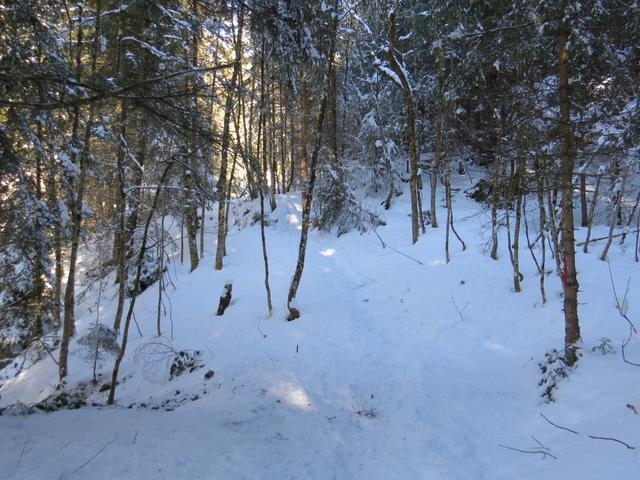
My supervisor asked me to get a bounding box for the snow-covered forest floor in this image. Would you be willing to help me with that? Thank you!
[1,171,639,479]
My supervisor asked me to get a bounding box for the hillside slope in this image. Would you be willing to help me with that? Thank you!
[1,172,638,479]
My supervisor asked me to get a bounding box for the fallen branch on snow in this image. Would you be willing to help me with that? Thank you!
[73,435,118,473]
[540,413,636,450]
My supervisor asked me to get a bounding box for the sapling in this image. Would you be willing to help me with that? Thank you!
[77,281,120,383]
[77,323,119,384]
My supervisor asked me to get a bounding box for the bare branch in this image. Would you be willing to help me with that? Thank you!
[539,413,579,434]
[541,413,636,450]
[373,229,423,265]
[498,443,557,460]
[72,436,117,473]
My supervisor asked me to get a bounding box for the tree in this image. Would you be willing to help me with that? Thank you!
[378,2,422,244]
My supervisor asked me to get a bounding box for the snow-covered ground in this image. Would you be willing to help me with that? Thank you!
[1,171,639,479]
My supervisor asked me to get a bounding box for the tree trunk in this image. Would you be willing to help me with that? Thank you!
[185,4,200,273]
[286,1,338,320]
[215,8,244,271]
[490,130,502,260]
[580,172,588,227]
[382,5,421,244]
[536,162,547,304]
[582,172,601,253]
[108,163,172,405]
[511,157,526,292]
[279,80,288,193]
[431,44,445,228]
[46,146,63,328]
[600,168,627,261]
[60,1,102,380]
[184,171,200,272]
[112,102,128,333]
[299,77,310,210]
[269,74,278,208]
[558,19,581,366]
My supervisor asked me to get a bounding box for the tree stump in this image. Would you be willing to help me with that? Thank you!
[216,283,233,316]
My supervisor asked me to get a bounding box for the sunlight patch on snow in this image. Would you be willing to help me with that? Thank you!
[429,258,447,266]
[483,341,513,354]
[287,214,300,225]
[270,382,314,411]
[320,248,336,257]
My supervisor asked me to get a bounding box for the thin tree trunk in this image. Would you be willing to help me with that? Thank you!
[445,172,451,263]
[580,172,588,227]
[180,217,184,264]
[112,102,128,333]
[431,44,445,228]
[200,203,205,259]
[600,168,627,261]
[258,166,273,316]
[156,213,165,337]
[184,0,200,273]
[546,180,562,276]
[511,157,526,292]
[60,1,102,380]
[431,114,441,228]
[269,74,278,209]
[288,106,296,192]
[381,4,421,244]
[558,18,581,366]
[108,162,172,405]
[523,194,542,275]
[621,190,640,245]
[490,127,502,260]
[286,1,338,320]
[215,8,244,271]
[374,97,394,210]
[184,169,199,272]
[582,172,601,253]
[47,146,63,328]
[300,77,310,210]
[241,65,258,199]
[279,80,288,194]
[536,162,547,304]
[224,148,239,240]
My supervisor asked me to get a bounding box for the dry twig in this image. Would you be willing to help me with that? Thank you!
[540,413,635,450]
[73,436,117,473]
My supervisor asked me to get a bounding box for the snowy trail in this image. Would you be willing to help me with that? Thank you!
[315,237,536,479]
[1,180,639,479]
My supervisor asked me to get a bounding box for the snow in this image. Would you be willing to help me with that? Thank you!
[448,25,465,40]
[1,173,639,479]
[377,64,403,89]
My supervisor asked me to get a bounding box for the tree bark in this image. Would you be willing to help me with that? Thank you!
[490,129,502,260]
[60,0,102,380]
[185,1,200,273]
[112,101,128,333]
[431,44,445,228]
[535,159,547,304]
[286,1,338,320]
[108,162,172,405]
[558,19,581,366]
[600,168,627,261]
[582,172,601,253]
[215,8,244,271]
[580,172,588,227]
[381,5,421,244]
[511,157,526,292]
